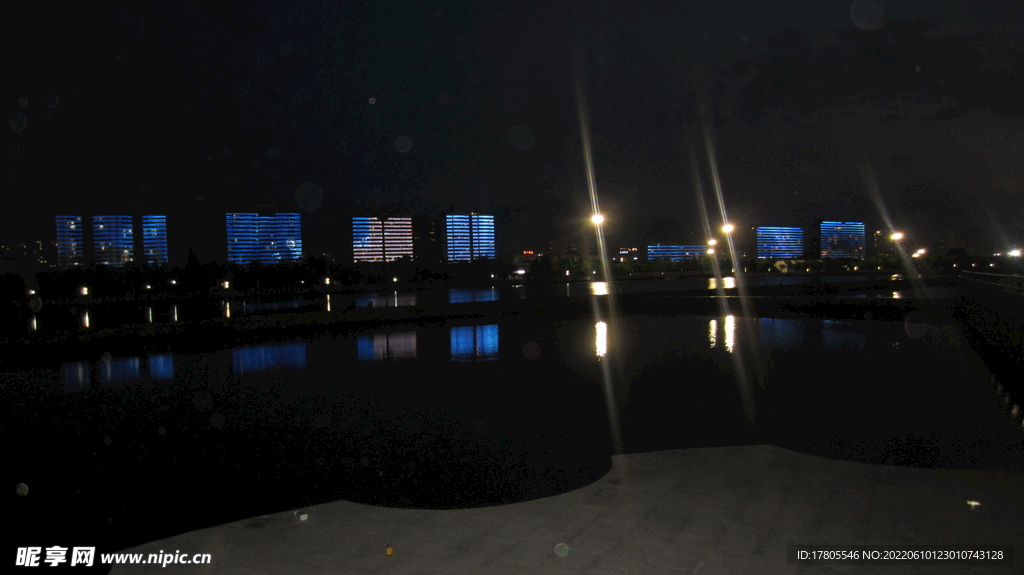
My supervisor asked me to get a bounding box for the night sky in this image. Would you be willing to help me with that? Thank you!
[6,0,1024,263]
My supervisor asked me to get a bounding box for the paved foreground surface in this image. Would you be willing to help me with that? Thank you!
[113,445,1023,574]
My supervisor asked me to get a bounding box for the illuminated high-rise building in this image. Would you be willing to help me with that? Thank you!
[756,227,804,259]
[55,216,85,268]
[445,213,495,262]
[93,215,134,267]
[818,221,866,259]
[55,215,168,268]
[226,213,303,264]
[646,245,706,262]
[352,216,414,262]
[141,215,169,266]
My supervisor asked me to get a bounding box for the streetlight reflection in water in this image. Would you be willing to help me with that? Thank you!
[707,277,736,290]
[595,321,607,357]
[708,315,737,353]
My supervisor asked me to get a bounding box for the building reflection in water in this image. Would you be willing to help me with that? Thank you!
[707,277,737,290]
[595,321,607,357]
[232,342,307,373]
[357,331,417,361]
[822,320,867,350]
[758,318,805,349]
[29,315,37,332]
[590,282,609,296]
[62,361,90,390]
[146,306,153,323]
[223,301,231,318]
[448,288,499,303]
[707,315,737,352]
[357,293,416,307]
[81,310,90,328]
[149,354,175,380]
[450,324,498,362]
[99,357,141,385]
[325,294,331,312]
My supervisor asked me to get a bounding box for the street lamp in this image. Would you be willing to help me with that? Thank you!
[890,232,904,241]
[721,223,734,234]
[591,214,604,225]
[707,238,717,246]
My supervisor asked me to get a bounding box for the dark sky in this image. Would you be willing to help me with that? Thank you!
[6,0,1024,262]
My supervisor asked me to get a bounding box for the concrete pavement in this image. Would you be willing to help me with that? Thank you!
[112,445,1023,574]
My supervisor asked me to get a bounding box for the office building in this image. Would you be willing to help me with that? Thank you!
[226,213,303,264]
[446,213,495,262]
[818,221,866,259]
[352,216,414,262]
[756,227,804,259]
[646,245,706,262]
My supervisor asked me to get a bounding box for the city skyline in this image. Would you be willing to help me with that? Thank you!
[6,0,1024,260]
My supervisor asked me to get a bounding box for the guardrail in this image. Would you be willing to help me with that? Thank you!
[959,271,1024,294]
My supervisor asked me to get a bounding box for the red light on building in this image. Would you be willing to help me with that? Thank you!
[523,250,534,255]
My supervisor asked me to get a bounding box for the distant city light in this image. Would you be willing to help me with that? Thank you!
[222,281,231,289]
[79,286,88,296]
[323,277,331,285]
[517,269,526,275]
[169,279,177,286]
[522,250,534,255]
[591,214,604,225]
[393,277,398,282]
[26,289,35,295]
[143,284,151,289]
[1011,249,1022,257]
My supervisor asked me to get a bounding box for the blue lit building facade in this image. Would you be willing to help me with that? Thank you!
[646,245,706,262]
[141,215,168,265]
[445,214,495,262]
[352,216,414,262]
[93,215,134,267]
[818,221,866,259]
[56,214,169,268]
[226,213,303,265]
[55,216,85,268]
[756,227,804,259]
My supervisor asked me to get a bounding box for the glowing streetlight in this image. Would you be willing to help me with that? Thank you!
[1010,249,1022,257]
[707,238,717,246]
[890,232,904,241]
[591,214,604,225]
[706,248,715,255]
[721,223,734,234]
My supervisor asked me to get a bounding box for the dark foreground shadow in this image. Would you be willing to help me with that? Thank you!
[8,354,612,562]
